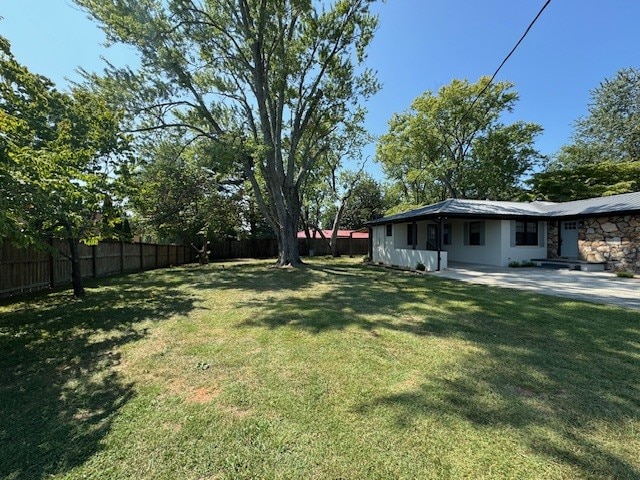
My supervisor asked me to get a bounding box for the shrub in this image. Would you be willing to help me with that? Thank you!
[416,262,426,271]
[616,271,635,278]
[521,261,537,268]
[508,261,521,268]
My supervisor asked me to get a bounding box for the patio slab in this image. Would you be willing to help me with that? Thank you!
[432,263,640,311]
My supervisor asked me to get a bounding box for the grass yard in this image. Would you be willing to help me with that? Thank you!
[1,257,639,479]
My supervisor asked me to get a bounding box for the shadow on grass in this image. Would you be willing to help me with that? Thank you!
[0,268,199,480]
[228,261,640,478]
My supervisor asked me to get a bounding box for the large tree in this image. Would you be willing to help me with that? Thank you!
[0,35,63,244]
[76,0,380,267]
[319,173,386,229]
[558,67,640,166]
[376,77,543,208]
[1,36,131,296]
[133,132,244,245]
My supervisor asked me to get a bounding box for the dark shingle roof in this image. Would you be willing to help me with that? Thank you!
[369,191,640,225]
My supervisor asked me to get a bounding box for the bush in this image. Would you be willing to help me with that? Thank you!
[416,262,426,271]
[616,271,635,278]
[509,260,536,268]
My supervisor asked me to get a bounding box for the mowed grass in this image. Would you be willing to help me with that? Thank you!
[1,258,639,480]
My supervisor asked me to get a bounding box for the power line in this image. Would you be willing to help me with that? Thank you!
[458,0,552,125]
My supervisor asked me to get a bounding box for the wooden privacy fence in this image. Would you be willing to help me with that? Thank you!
[0,240,194,298]
[209,237,369,260]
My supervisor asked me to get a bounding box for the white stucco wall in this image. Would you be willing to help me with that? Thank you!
[372,224,447,271]
[498,220,547,266]
[442,219,502,266]
[374,219,548,269]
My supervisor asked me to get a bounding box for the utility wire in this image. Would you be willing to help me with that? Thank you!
[458,0,552,125]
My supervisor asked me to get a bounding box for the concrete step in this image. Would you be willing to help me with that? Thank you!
[531,259,606,272]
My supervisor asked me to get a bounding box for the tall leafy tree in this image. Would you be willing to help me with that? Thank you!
[1,36,131,296]
[0,35,64,243]
[133,133,245,245]
[338,174,386,228]
[320,173,386,229]
[75,0,380,267]
[559,68,640,165]
[377,77,543,207]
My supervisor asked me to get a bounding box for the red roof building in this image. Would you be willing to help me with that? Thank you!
[297,229,369,240]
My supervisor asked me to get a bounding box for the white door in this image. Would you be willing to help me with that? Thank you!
[561,221,578,258]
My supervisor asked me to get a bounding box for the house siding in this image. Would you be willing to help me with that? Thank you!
[371,224,447,271]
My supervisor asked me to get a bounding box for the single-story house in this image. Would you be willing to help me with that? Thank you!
[367,191,640,272]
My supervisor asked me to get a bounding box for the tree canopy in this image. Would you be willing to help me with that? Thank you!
[376,77,543,209]
[558,67,640,166]
[75,0,380,267]
[528,160,640,202]
[530,68,640,201]
[0,35,131,295]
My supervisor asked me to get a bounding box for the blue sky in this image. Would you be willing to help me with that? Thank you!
[2,0,640,180]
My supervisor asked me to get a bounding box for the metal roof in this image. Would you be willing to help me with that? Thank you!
[369,191,640,225]
[540,191,640,217]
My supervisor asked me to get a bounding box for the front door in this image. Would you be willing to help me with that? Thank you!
[561,221,578,258]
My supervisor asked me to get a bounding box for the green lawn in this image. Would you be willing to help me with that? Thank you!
[1,258,639,479]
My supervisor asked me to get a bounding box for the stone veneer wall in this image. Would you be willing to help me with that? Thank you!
[579,215,640,272]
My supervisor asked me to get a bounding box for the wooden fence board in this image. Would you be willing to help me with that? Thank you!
[142,244,157,270]
[0,239,195,298]
[123,243,141,272]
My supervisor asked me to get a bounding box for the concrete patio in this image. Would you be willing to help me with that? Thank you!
[432,262,640,311]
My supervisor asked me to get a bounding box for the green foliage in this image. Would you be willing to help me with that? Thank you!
[132,133,246,244]
[415,262,426,271]
[0,36,131,294]
[75,0,380,266]
[338,173,387,228]
[529,160,640,201]
[616,271,635,278]
[559,68,640,165]
[509,260,535,268]
[376,77,543,205]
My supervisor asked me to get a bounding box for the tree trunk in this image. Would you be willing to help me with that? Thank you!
[329,198,348,257]
[68,238,85,297]
[275,210,302,267]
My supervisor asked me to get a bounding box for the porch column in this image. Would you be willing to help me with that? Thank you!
[437,216,443,271]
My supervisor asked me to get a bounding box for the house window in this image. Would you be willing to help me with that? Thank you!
[443,223,452,245]
[516,221,538,246]
[407,223,415,246]
[426,223,451,249]
[468,221,484,246]
[386,224,392,236]
[564,221,577,230]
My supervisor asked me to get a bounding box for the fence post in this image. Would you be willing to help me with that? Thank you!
[139,242,144,271]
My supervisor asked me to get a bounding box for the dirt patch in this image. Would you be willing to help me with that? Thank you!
[186,386,221,404]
